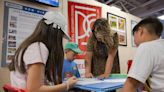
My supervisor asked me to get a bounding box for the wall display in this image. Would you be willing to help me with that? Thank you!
[131,20,138,47]
[68,1,101,59]
[68,1,101,76]
[1,1,46,66]
[107,13,127,46]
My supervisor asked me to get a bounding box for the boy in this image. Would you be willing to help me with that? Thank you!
[62,42,82,81]
[122,17,164,92]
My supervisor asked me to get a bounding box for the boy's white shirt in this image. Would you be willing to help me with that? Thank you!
[10,42,49,88]
[128,39,164,92]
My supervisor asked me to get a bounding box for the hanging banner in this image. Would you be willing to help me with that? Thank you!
[68,1,101,59]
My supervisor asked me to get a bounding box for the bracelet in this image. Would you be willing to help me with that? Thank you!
[64,80,69,91]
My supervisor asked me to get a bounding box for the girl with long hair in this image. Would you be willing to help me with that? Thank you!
[9,11,77,92]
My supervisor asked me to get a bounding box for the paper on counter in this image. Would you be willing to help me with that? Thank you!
[103,78,126,83]
[76,78,126,85]
[76,78,103,85]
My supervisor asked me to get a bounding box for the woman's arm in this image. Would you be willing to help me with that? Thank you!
[85,51,94,78]
[105,48,117,75]
[26,63,77,92]
[99,48,117,78]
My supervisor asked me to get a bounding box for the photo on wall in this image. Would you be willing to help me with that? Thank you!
[131,20,138,47]
[110,15,117,30]
[107,13,127,46]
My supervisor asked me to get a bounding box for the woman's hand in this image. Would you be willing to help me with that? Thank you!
[98,73,109,79]
[85,72,94,78]
[67,76,77,88]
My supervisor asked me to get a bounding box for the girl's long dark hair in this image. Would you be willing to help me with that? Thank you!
[9,19,64,84]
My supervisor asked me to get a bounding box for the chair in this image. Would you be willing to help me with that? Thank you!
[3,84,25,92]
[127,60,133,73]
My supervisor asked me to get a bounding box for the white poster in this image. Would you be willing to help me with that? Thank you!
[131,20,138,47]
[2,2,46,66]
[74,59,85,77]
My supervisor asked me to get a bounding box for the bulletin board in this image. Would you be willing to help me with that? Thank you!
[1,1,46,67]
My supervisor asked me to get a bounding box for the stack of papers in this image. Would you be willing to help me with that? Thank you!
[77,78,102,85]
[76,78,126,85]
[82,82,124,89]
[103,79,126,83]
[74,74,127,91]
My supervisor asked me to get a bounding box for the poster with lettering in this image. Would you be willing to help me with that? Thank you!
[68,2,101,77]
[1,2,46,66]
[68,1,101,59]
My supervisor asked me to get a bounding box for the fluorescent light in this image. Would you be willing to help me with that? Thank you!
[158,15,164,20]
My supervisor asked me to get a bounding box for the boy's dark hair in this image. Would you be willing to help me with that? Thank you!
[133,17,163,37]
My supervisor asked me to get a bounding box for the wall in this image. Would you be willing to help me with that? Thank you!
[0,0,141,77]
[0,67,10,91]
[0,0,65,66]
[66,0,141,74]
[0,0,63,91]
[0,0,141,73]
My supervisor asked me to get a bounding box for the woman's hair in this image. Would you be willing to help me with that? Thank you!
[91,18,112,57]
[92,18,111,34]
[9,18,64,84]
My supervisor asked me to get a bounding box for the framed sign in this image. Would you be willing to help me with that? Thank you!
[68,1,101,59]
[107,13,127,46]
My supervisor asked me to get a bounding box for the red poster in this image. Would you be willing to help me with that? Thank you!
[68,1,101,59]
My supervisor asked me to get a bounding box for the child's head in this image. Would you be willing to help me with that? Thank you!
[64,42,82,61]
[133,17,163,46]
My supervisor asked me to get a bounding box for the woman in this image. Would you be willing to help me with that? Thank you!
[85,18,120,79]
[8,11,77,92]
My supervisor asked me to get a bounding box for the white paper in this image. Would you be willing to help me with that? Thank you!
[76,78,103,85]
[103,78,126,83]
[76,78,126,85]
